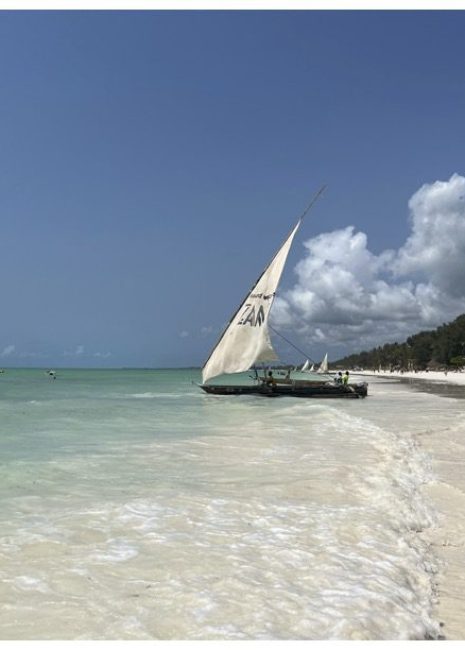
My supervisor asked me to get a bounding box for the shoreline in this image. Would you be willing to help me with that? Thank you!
[355,367,465,387]
[354,370,465,639]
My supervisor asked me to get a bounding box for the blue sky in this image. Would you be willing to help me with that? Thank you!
[1,9,465,368]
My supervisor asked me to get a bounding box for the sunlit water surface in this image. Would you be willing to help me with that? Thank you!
[0,368,458,639]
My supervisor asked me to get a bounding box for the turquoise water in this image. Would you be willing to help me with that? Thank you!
[0,368,456,639]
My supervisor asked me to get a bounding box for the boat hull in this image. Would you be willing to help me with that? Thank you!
[200,381,368,398]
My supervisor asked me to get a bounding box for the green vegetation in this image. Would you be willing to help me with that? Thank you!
[335,314,465,371]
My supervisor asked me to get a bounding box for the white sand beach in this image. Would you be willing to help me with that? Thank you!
[355,370,465,639]
[358,368,465,387]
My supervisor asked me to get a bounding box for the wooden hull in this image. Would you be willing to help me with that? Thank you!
[200,381,368,399]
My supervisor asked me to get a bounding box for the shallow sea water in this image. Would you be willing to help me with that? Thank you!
[0,368,457,639]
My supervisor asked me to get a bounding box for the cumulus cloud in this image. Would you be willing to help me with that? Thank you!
[63,345,85,357]
[272,173,465,352]
[394,173,465,295]
[1,344,15,357]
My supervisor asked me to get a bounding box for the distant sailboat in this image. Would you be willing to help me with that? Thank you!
[317,353,328,374]
[199,188,367,399]
[300,360,315,373]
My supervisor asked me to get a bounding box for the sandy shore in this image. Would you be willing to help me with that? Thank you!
[355,370,465,639]
[356,368,465,386]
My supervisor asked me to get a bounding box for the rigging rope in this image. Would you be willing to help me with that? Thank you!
[269,325,317,366]
[269,325,333,377]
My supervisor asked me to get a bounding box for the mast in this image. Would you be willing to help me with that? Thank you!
[202,186,326,384]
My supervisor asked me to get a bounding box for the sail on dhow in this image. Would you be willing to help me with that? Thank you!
[317,353,328,374]
[199,186,368,398]
[202,220,301,385]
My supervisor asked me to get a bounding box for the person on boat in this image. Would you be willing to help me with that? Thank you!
[342,371,349,385]
[265,371,276,386]
[335,371,343,384]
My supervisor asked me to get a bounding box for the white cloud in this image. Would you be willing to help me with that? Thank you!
[93,351,112,358]
[63,345,85,357]
[272,173,465,353]
[1,344,15,357]
[394,173,465,296]
[179,331,189,338]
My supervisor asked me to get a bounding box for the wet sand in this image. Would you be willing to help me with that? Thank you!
[355,371,465,639]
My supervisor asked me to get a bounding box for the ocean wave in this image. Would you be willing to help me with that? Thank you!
[127,392,198,399]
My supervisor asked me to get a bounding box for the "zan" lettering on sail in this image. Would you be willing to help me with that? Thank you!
[238,304,266,327]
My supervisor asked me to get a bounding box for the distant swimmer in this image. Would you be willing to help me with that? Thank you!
[47,370,57,379]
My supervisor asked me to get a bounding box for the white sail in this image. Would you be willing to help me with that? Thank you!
[317,353,328,374]
[301,359,309,372]
[309,364,314,372]
[202,220,301,384]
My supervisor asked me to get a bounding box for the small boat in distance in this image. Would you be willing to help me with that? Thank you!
[199,188,368,399]
[317,353,328,374]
